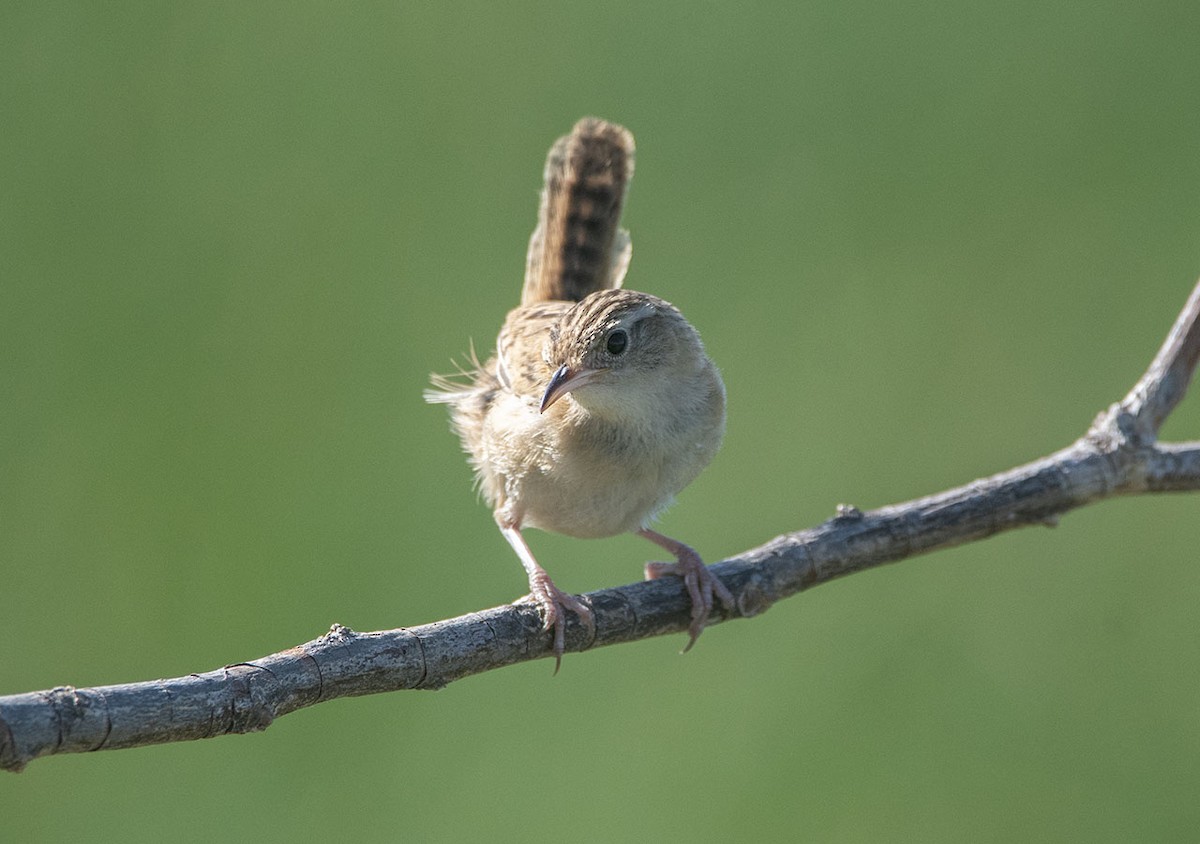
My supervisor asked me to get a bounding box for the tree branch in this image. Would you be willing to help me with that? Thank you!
[4,278,1199,774]
[1120,277,1200,435]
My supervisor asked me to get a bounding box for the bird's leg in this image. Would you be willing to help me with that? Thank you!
[500,524,594,672]
[639,528,735,652]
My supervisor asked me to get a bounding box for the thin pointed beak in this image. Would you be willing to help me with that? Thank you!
[539,364,601,413]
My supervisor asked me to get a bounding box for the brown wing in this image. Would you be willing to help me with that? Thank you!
[521,118,635,306]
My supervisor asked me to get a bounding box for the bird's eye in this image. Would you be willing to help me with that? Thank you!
[606,329,628,356]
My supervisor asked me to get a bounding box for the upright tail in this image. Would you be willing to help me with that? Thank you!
[521,117,635,305]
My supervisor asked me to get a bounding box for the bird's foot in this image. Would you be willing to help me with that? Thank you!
[527,573,594,673]
[501,523,594,673]
[640,529,735,652]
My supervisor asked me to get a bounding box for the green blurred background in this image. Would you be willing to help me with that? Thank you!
[3,2,1199,841]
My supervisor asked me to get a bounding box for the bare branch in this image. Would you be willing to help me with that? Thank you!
[1144,441,1200,492]
[3,278,1199,773]
[1121,278,1200,437]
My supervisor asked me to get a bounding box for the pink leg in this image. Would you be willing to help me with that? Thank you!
[500,524,594,673]
[638,528,735,652]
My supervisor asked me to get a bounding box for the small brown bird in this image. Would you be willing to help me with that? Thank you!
[426,117,733,668]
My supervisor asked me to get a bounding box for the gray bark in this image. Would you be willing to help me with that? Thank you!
[3,278,1198,773]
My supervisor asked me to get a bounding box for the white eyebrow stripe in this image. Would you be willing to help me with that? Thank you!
[621,301,658,326]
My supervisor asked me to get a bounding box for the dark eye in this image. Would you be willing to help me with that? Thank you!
[606,329,628,356]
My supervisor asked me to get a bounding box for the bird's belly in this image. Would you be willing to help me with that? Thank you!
[517,453,668,538]
[481,391,721,539]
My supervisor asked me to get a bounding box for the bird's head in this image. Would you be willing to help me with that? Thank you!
[539,289,706,416]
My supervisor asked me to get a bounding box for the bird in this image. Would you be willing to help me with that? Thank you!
[426,117,733,669]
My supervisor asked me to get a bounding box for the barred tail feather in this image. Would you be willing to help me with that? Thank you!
[521,118,635,305]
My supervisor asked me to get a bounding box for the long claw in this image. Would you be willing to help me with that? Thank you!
[528,578,593,672]
[501,524,594,671]
[639,528,734,651]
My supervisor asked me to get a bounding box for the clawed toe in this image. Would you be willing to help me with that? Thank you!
[502,524,593,672]
[528,580,594,673]
[639,529,734,652]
